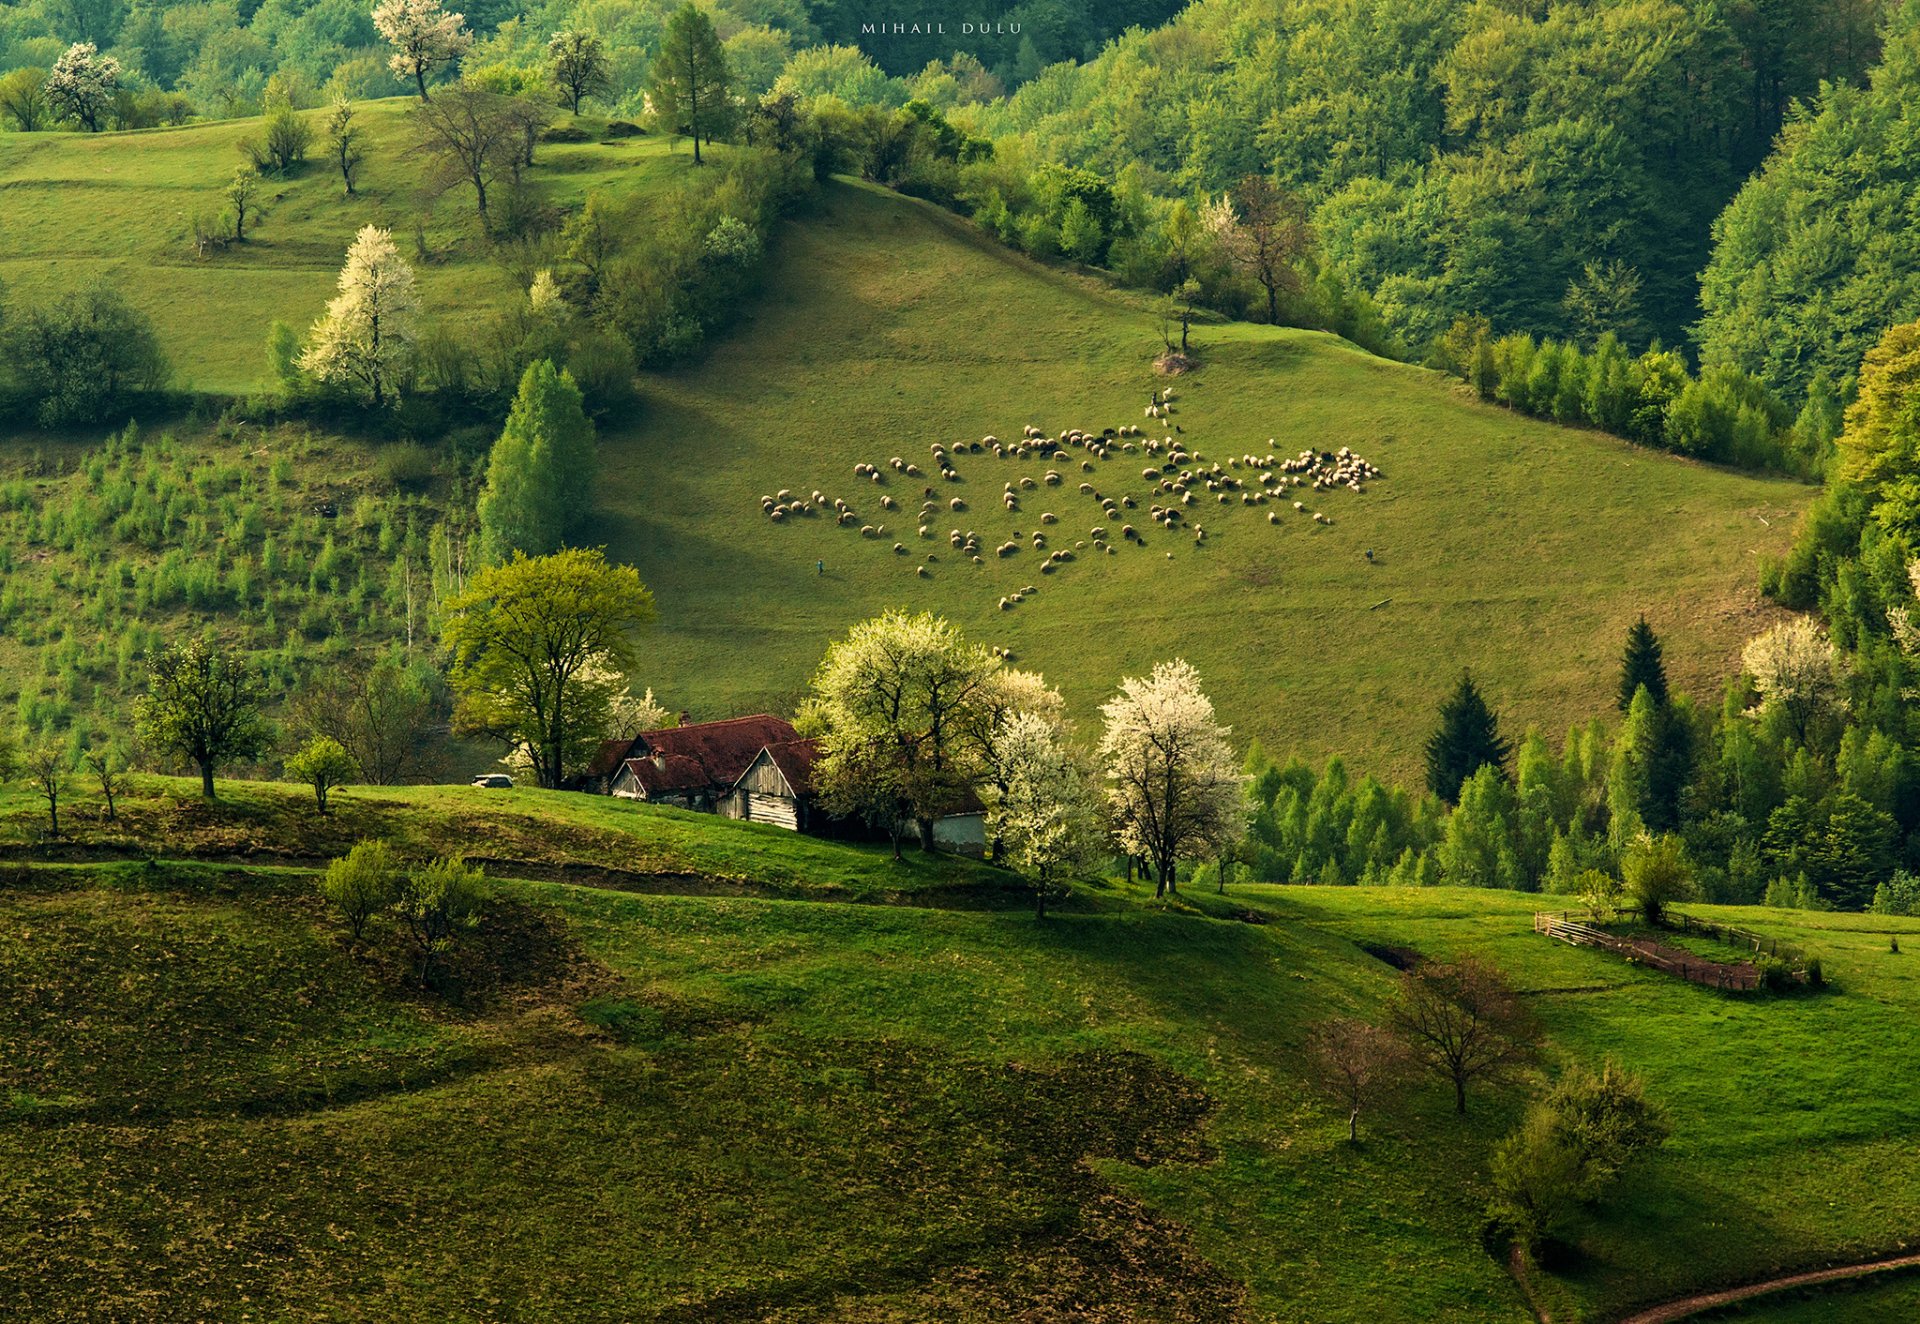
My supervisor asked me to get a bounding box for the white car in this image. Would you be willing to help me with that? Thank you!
[470,773,515,789]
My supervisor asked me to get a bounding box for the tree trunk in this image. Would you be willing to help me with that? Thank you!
[1348,1106,1359,1143]
[1454,1075,1467,1115]
[1035,886,1047,920]
[917,817,936,852]
[416,68,429,101]
[199,761,217,799]
[1265,280,1279,327]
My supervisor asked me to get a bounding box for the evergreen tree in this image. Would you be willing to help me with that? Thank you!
[476,360,596,564]
[1617,616,1668,710]
[650,4,731,164]
[1425,671,1513,804]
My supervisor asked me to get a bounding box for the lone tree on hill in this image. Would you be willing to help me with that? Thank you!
[299,225,420,408]
[374,0,471,101]
[1099,658,1246,897]
[45,42,119,132]
[1307,1016,1407,1144]
[1389,955,1539,1115]
[413,82,530,229]
[1424,671,1512,805]
[23,743,70,838]
[809,610,1002,857]
[1617,616,1668,710]
[650,3,731,164]
[286,735,357,814]
[1212,175,1311,326]
[476,359,596,564]
[326,97,364,195]
[547,30,610,114]
[134,638,272,798]
[442,548,655,789]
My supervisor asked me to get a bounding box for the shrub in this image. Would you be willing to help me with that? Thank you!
[1754,954,1795,993]
[1870,870,1920,916]
[2,283,170,426]
[319,839,402,948]
[392,856,485,986]
[603,120,642,138]
[377,442,437,491]
[286,734,357,814]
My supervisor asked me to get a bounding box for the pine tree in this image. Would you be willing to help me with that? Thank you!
[1425,671,1513,804]
[476,360,595,564]
[650,4,730,164]
[1617,616,1668,710]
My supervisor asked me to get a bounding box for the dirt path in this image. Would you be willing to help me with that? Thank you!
[1616,1250,1920,1322]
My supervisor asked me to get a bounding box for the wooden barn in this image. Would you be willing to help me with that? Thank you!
[607,714,800,812]
[728,739,818,831]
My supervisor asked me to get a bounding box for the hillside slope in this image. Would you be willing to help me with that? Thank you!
[595,181,1803,773]
[5,785,1920,1321]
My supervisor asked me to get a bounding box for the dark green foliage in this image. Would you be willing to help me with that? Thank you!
[133,637,272,798]
[650,4,731,164]
[1,283,169,427]
[1490,1060,1669,1253]
[1425,672,1513,805]
[475,360,595,565]
[1618,618,1668,710]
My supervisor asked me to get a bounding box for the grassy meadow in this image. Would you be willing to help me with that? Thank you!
[0,100,691,393]
[0,107,1806,770]
[591,182,1804,776]
[3,781,1919,1320]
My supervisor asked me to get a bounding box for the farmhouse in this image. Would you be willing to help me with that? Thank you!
[608,714,800,812]
[730,738,819,830]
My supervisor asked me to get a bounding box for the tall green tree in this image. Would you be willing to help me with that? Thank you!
[134,638,272,798]
[1617,616,1669,710]
[476,359,596,564]
[1425,671,1513,804]
[650,3,731,165]
[442,548,654,789]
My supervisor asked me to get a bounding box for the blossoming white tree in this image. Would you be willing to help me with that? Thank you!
[1098,658,1245,897]
[299,225,421,407]
[373,0,471,101]
[1741,616,1847,745]
[986,709,1103,917]
[45,42,120,131]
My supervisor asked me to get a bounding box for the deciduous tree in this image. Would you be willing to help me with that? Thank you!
[1210,176,1311,326]
[320,839,402,949]
[45,42,119,132]
[393,855,484,985]
[1307,1016,1407,1143]
[0,67,52,132]
[442,549,655,789]
[650,3,731,164]
[373,0,470,101]
[326,96,364,195]
[134,638,272,799]
[299,225,420,407]
[1098,658,1245,897]
[412,82,527,228]
[23,742,70,838]
[286,735,357,814]
[809,610,1000,855]
[547,30,609,114]
[1389,955,1538,1115]
[985,709,1103,917]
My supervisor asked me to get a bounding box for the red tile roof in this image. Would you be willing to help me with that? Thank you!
[617,714,800,797]
[754,738,819,796]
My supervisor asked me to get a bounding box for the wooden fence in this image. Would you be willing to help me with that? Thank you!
[1532,911,1767,992]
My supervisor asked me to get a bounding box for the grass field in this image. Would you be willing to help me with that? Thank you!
[589,181,1805,776]
[0,100,692,393]
[0,114,1806,771]
[3,784,1919,1320]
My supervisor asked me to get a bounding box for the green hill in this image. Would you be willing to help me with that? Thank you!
[0,101,688,394]
[0,113,1804,772]
[592,181,1802,773]
[4,782,1919,1321]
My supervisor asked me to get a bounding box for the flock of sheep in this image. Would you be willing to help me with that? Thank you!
[754,386,1386,600]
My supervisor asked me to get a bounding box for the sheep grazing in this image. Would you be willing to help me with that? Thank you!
[1090,526,1107,540]
[892,542,907,555]
[860,524,876,537]
[917,565,930,577]
[1020,476,1037,490]
[838,511,858,526]
[1293,500,1306,511]
[1314,512,1331,525]
[997,541,1018,557]
[769,509,786,522]
[950,497,966,511]
[889,457,905,471]
[1040,512,1057,524]
[1268,511,1281,524]
[880,495,897,510]
[870,471,884,485]
[1041,562,1056,574]
[1031,532,1047,547]
[949,530,964,547]
[1079,482,1095,495]
[999,596,1014,610]
[1122,525,1138,541]
[905,463,922,477]
[982,435,998,446]
[1082,460,1095,472]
